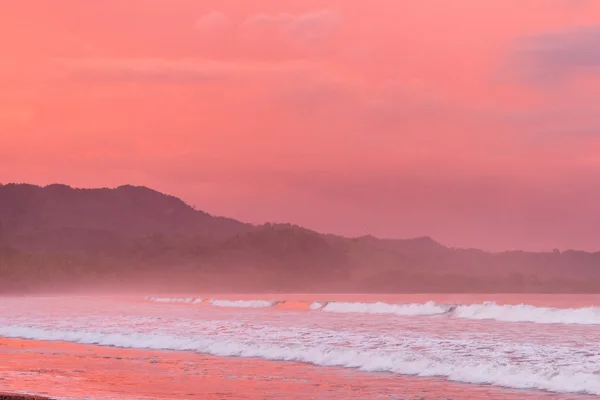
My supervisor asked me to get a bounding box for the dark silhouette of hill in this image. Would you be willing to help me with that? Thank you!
[0,183,599,293]
[0,183,252,251]
[0,394,53,400]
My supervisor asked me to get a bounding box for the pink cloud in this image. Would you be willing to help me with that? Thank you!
[57,57,319,84]
[194,11,232,33]
[240,10,341,57]
[190,9,342,59]
[512,24,600,84]
[242,10,341,42]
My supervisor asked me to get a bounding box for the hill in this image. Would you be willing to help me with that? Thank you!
[0,183,599,293]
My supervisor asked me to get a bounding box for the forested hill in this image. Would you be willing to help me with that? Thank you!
[0,183,598,293]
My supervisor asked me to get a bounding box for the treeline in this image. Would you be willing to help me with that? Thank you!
[1,223,599,293]
[1,183,599,294]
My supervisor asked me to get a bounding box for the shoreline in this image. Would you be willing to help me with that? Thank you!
[0,337,595,400]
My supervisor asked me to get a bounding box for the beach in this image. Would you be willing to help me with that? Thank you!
[3,337,594,400]
[1,294,599,399]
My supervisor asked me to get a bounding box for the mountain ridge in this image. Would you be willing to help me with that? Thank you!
[0,183,598,294]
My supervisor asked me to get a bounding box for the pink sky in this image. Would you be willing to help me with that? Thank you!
[1,0,600,251]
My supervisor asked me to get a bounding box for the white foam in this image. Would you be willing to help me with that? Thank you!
[144,297,600,325]
[210,299,276,308]
[320,301,449,316]
[1,325,598,396]
[309,301,327,310]
[314,300,600,325]
[452,302,600,325]
[145,297,200,304]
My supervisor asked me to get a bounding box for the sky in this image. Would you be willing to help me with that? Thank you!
[1,0,600,251]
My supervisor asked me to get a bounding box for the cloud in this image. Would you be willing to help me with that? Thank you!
[56,56,448,138]
[271,76,449,135]
[555,0,589,10]
[59,58,315,85]
[513,24,600,84]
[194,11,232,33]
[190,10,341,58]
[66,59,228,84]
[242,10,341,43]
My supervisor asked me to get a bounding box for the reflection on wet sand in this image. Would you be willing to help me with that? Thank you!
[0,338,594,400]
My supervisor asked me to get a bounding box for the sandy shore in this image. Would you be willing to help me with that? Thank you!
[0,337,594,399]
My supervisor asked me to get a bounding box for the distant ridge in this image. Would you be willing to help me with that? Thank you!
[0,394,53,400]
[0,183,599,294]
[0,183,252,241]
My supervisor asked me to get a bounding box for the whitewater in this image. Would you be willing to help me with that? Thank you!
[144,296,600,325]
[1,294,600,397]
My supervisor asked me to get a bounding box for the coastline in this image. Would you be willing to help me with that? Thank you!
[0,337,594,400]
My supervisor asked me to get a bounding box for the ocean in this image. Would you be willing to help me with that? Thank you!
[1,294,599,399]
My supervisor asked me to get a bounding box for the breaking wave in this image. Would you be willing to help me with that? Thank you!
[452,302,600,325]
[309,301,327,310]
[319,301,600,325]
[145,297,202,304]
[1,325,598,395]
[319,300,449,316]
[142,297,600,325]
[210,299,277,308]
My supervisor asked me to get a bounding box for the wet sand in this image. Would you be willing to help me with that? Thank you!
[0,338,594,400]
[0,395,52,400]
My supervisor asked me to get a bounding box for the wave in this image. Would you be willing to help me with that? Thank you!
[142,297,600,325]
[145,297,202,304]
[210,299,277,308]
[309,301,327,310]
[1,325,597,395]
[274,301,318,311]
[320,300,600,324]
[319,301,449,316]
[452,302,600,325]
